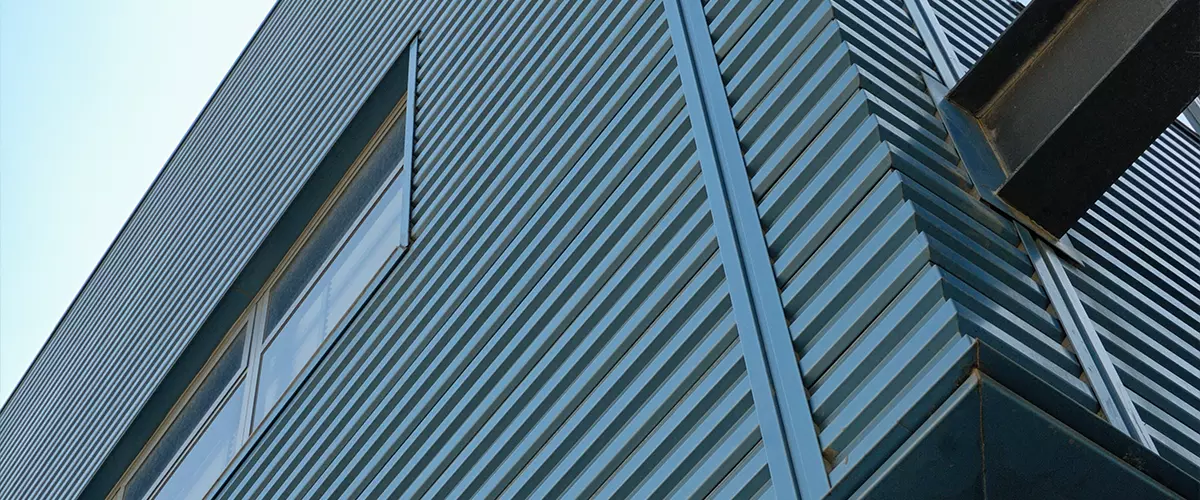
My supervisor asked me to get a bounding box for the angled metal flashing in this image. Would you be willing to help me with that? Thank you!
[1019,230,1155,449]
[908,0,1152,450]
[903,0,967,87]
[663,0,829,498]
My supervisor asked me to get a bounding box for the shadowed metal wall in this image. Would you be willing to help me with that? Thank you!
[0,0,1196,498]
[930,0,1200,480]
[709,1,1100,496]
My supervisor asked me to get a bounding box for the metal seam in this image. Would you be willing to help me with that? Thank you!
[663,1,831,498]
[1022,231,1156,450]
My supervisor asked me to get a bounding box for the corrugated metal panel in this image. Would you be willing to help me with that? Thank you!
[1068,124,1200,478]
[0,1,419,498]
[928,0,1021,69]
[930,0,1200,481]
[5,0,1198,497]
[711,0,1096,493]
[206,0,769,497]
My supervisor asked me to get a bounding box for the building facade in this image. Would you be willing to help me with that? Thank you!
[1,0,1198,498]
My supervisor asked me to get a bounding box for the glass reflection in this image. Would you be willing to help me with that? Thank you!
[128,326,246,500]
[154,384,246,500]
[254,168,406,425]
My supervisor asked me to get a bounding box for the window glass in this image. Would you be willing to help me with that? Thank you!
[266,102,406,333]
[254,284,328,423]
[127,325,247,499]
[153,384,246,500]
[325,171,407,326]
[254,118,408,426]
[111,47,414,499]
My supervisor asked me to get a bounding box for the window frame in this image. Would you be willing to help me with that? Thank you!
[119,307,255,500]
[258,98,409,352]
[248,96,410,429]
[108,37,418,500]
[147,370,249,499]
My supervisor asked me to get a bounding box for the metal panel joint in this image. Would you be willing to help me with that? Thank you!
[663,1,831,498]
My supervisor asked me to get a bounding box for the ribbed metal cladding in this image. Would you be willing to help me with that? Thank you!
[4,0,1198,498]
[0,1,418,498]
[0,0,775,497]
[708,0,1093,495]
[1067,125,1200,478]
[211,0,769,498]
[930,0,1200,481]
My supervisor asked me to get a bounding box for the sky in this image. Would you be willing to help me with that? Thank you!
[0,0,277,406]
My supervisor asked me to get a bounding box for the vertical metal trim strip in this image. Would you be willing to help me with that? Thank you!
[1021,231,1157,449]
[904,0,967,85]
[663,1,830,499]
[402,37,417,248]
[240,300,268,443]
[908,0,1155,449]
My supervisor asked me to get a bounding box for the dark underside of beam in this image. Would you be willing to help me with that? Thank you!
[948,0,1200,237]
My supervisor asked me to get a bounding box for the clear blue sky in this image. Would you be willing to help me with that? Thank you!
[0,0,277,405]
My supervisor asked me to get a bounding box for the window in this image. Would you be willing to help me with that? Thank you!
[124,323,249,500]
[109,39,417,500]
[255,100,408,427]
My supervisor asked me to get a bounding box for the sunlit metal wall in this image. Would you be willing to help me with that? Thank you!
[1,0,1196,498]
[218,1,772,497]
[708,1,1103,496]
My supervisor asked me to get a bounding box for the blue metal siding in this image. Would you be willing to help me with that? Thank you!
[1,0,1197,498]
[930,0,1200,480]
[213,0,770,497]
[711,0,1094,494]
[1069,125,1200,477]
[0,1,416,498]
[929,0,1022,69]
